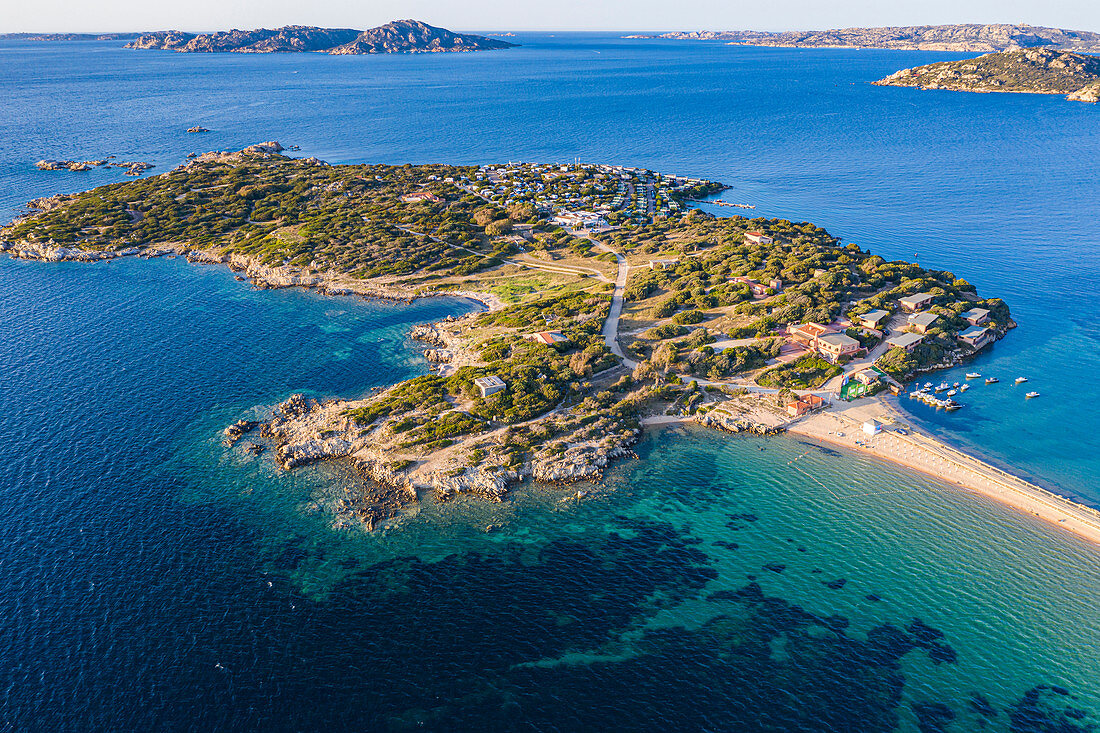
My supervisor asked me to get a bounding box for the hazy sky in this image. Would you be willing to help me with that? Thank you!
[5,0,1100,33]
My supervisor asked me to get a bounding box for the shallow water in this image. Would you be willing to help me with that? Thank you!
[1,34,1099,730]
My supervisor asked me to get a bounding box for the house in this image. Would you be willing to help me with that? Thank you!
[786,393,827,417]
[551,210,607,229]
[855,309,890,329]
[787,322,833,348]
[525,331,569,346]
[402,191,443,204]
[862,419,882,436]
[744,231,774,245]
[898,293,935,312]
[961,307,991,326]
[816,333,862,362]
[733,276,776,298]
[885,332,924,352]
[957,326,994,349]
[649,259,678,270]
[474,375,506,398]
[907,311,940,334]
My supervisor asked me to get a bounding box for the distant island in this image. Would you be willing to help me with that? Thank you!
[625,23,1100,53]
[874,49,1100,102]
[124,19,516,54]
[0,32,142,41]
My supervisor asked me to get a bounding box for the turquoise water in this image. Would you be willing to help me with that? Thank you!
[1,35,1099,730]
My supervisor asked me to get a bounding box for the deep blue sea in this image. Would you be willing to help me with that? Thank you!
[1,34,1099,731]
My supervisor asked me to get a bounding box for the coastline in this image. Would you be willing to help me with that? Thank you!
[10,240,1099,550]
[0,241,505,312]
[784,398,1100,546]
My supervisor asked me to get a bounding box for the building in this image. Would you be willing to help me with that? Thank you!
[855,309,890,330]
[816,333,862,362]
[732,276,778,298]
[961,307,991,326]
[551,211,607,229]
[907,311,940,334]
[787,322,833,348]
[744,231,774,245]
[649,259,678,269]
[957,325,994,349]
[862,419,882,436]
[525,331,569,346]
[786,393,827,417]
[474,375,506,398]
[898,292,935,312]
[402,191,443,204]
[853,369,880,386]
[885,332,924,352]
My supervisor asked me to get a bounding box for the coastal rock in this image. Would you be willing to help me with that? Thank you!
[695,409,785,436]
[1068,80,1100,102]
[224,419,259,445]
[243,141,284,154]
[186,126,210,133]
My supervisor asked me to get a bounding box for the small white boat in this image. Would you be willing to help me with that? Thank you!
[947,389,957,396]
[1015,377,1029,384]
[966,372,981,379]
[945,400,963,411]
[1026,391,1040,399]
[986,377,999,384]
[959,384,970,392]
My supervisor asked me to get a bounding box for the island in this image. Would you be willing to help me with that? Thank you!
[874,48,1100,103]
[625,23,1100,53]
[123,19,517,54]
[5,144,1099,544]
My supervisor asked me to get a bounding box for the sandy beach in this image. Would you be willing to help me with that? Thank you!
[786,398,1100,546]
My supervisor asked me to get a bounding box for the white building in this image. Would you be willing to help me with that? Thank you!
[474,376,506,398]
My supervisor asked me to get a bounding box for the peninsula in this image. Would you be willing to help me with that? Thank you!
[6,145,1096,544]
[625,24,1100,53]
[874,48,1100,102]
[123,19,516,54]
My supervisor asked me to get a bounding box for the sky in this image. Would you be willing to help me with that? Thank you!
[3,0,1099,33]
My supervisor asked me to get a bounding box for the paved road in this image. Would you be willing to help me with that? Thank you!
[590,240,638,369]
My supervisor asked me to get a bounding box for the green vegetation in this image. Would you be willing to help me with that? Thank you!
[875,48,1100,97]
[757,354,842,389]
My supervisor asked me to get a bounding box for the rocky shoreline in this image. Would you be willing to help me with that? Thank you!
[0,238,502,312]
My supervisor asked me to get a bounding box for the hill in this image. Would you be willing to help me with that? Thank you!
[124,19,517,54]
[626,24,1100,53]
[874,48,1100,102]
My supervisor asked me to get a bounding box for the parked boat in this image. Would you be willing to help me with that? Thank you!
[1026,391,1040,399]
[959,384,970,392]
[947,389,957,396]
[945,400,963,411]
[966,372,981,379]
[985,377,999,384]
[935,383,951,392]
[1015,377,1029,384]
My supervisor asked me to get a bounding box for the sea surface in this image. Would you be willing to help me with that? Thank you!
[1,34,1098,731]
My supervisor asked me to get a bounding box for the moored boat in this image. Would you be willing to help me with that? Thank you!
[1015,377,1029,384]
[1026,391,1040,399]
[985,377,999,384]
[966,372,981,379]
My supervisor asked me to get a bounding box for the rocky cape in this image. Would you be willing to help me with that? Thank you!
[625,24,1100,53]
[124,19,517,54]
[874,48,1100,102]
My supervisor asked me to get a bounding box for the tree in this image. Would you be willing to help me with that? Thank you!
[485,218,513,236]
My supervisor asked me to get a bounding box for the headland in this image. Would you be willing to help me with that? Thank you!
[5,144,1093,547]
[874,48,1100,102]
